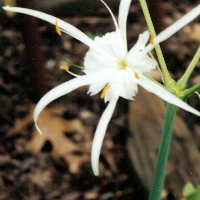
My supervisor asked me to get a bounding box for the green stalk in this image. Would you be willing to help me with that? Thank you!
[176,46,200,91]
[178,82,200,100]
[139,0,172,86]
[149,103,177,200]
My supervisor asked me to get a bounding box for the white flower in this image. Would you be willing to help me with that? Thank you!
[3,1,200,176]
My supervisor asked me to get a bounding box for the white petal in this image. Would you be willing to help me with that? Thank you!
[2,6,115,61]
[128,54,157,73]
[104,70,138,101]
[34,77,91,134]
[145,4,200,52]
[129,30,150,52]
[118,0,132,49]
[91,97,118,176]
[87,78,108,96]
[85,32,122,63]
[99,0,127,57]
[138,76,200,116]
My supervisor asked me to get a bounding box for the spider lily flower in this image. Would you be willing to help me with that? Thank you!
[3,1,200,176]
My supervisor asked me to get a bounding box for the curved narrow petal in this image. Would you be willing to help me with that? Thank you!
[138,76,200,116]
[34,77,91,134]
[118,0,132,49]
[91,97,119,176]
[2,6,115,61]
[3,6,94,47]
[145,4,200,53]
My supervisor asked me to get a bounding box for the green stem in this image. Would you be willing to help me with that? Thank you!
[149,103,177,200]
[176,46,200,91]
[139,0,172,86]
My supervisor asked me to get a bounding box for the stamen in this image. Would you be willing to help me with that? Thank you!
[60,65,69,71]
[60,65,81,78]
[63,59,85,70]
[55,19,61,36]
[101,84,110,99]
[135,73,140,79]
[149,52,164,83]
[150,34,154,44]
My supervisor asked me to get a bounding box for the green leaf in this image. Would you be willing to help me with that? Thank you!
[183,183,200,200]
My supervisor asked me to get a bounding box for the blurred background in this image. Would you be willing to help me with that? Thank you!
[0,0,200,199]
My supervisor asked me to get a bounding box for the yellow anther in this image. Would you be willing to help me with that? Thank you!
[135,73,140,79]
[150,34,154,44]
[101,84,110,99]
[55,19,61,36]
[60,65,69,71]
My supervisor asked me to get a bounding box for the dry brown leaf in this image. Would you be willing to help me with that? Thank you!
[9,104,93,173]
[189,23,200,42]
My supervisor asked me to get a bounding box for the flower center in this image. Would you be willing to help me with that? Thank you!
[119,59,127,69]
